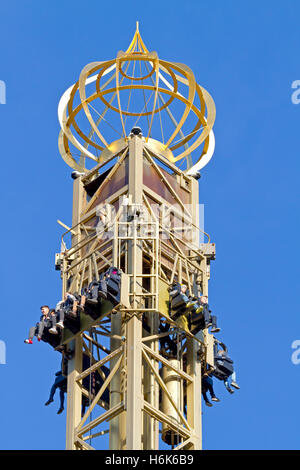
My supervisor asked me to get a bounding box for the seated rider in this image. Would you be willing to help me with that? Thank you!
[169,283,206,333]
[169,283,220,335]
[24,305,56,344]
[61,292,80,317]
[104,267,121,305]
[79,277,107,312]
[170,283,197,310]
[215,346,240,394]
[48,308,60,335]
[190,295,221,334]
[55,291,80,328]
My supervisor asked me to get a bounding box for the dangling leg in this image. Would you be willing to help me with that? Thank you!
[72,299,78,316]
[203,306,212,328]
[85,282,100,305]
[202,388,212,407]
[45,382,57,406]
[210,315,220,333]
[49,313,58,335]
[37,320,46,341]
[24,326,38,344]
[230,371,240,390]
[56,302,65,330]
[224,377,234,394]
[98,279,107,299]
[207,382,220,402]
[57,389,65,414]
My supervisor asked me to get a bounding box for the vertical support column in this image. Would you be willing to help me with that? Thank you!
[144,225,159,449]
[110,223,123,449]
[191,178,200,244]
[143,248,158,447]
[66,336,83,449]
[186,337,202,449]
[186,175,202,449]
[66,176,85,449]
[126,135,143,450]
[153,222,160,449]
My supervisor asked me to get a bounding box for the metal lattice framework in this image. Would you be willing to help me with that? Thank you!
[56,24,217,450]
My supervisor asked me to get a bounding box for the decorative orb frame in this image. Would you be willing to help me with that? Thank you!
[58,24,216,174]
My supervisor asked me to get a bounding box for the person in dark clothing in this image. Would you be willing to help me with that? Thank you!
[45,370,67,414]
[45,370,93,417]
[169,284,220,335]
[200,296,220,333]
[188,295,220,335]
[79,278,107,311]
[159,321,178,357]
[24,306,56,344]
[202,374,220,407]
[169,284,200,333]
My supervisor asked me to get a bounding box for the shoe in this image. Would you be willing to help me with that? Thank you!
[45,399,53,406]
[49,327,58,335]
[231,382,240,390]
[37,336,41,342]
[24,339,33,344]
[56,321,64,329]
[211,397,220,402]
[205,322,212,329]
[227,388,234,394]
[210,327,221,333]
[57,407,64,415]
[205,401,213,407]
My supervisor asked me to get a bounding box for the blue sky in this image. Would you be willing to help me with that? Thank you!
[0,0,299,450]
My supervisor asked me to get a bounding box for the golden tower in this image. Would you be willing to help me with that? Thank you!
[56,23,216,450]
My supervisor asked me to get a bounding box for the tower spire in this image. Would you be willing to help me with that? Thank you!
[126,21,148,53]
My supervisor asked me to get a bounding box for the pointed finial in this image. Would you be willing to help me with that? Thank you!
[126,21,148,54]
